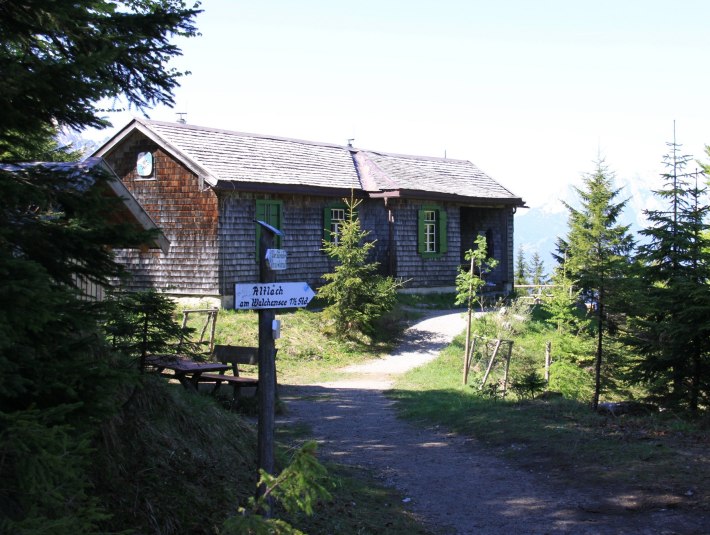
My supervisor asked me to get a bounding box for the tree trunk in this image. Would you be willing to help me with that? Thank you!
[592,299,603,411]
[690,347,700,413]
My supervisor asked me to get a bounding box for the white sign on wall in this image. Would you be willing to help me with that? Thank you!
[265,249,287,270]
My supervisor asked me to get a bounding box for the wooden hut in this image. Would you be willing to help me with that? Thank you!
[93,119,525,307]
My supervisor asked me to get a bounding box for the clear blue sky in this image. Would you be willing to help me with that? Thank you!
[93,0,710,208]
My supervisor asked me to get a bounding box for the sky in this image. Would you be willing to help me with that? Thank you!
[91,0,710,210]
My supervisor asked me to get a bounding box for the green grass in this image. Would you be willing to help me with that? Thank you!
[93,378,258,533]
[171,297,709,529]
[205,307,405,384]
[390,328,710,510]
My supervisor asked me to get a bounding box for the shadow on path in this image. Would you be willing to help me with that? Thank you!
[277,311,707,535]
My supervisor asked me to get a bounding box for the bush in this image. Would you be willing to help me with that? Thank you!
[548,360,595,401]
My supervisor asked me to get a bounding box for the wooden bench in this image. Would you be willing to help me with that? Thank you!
[198,345,276,409]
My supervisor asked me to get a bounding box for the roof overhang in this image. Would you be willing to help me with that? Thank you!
[94,159,170,253]
[367,188,527,208]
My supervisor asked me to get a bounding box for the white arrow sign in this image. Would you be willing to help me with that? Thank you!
[234,282,315,310]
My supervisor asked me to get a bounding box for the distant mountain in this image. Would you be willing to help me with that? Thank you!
[514,174,660,276]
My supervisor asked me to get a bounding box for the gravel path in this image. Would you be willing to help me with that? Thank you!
[279,311,707,534]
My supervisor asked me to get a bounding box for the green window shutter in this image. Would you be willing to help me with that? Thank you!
[438,209,448,254]
[255,201,266,258]
[255,200,283,259]
[417,209,427,254]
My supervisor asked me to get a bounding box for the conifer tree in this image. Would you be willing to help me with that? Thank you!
[319,197,400,337]
[515,245,529,287]
[557,159,635,409]
[628,140,710,412]
[530,251,548,286]
[0,2,200,530]
[0,0,200,158]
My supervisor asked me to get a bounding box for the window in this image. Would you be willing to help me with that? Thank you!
[323,204,351,244]
[417,206,447,257]
[255,199,282,260]
[424,210,436,253]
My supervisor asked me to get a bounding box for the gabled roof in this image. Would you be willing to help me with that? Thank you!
[354,150,520,203]
[95,118,524,206]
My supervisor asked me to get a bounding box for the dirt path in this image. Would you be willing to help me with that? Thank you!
[279,311,706,534]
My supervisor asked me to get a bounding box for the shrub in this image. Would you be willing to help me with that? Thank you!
[548,360,595,401]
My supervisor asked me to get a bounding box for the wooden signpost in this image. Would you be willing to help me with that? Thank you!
[249,221,313,514]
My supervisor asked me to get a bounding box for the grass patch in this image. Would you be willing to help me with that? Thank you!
[206,308,404,384]
[93,377,258,533]
[283,463,433,535]
[94,376,436,534]
[390,329,710,510]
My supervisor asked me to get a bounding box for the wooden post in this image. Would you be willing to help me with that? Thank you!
[480,338,502,388]
[255,221,279,514]
[464,335,478,385]
[545,341,551,383]
[501,341,513,398]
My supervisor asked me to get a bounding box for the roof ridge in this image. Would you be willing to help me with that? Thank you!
[361,148,471,164]
[140,118,352,152]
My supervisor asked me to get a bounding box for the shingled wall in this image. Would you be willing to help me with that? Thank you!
[217,192,391,306]
[390,201,514,291]
[105,132,220,296]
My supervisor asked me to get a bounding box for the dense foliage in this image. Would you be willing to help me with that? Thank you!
[554,159,635,409]
[0,1,200,531]
[626,141,710,412]
[0,0,200,158]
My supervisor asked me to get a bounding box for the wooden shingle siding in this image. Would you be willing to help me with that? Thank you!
[390,200,461,288]
[218,193,390,295]
[94,120,525,302]
[459,206,513,289]
[106,133,219,295]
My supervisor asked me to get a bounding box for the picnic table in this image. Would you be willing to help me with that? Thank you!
[146,354,229,391]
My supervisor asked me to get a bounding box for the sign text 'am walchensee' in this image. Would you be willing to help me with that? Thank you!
[234,282,315,310]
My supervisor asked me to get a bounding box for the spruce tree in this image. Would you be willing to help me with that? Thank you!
[628,140,710,412]
[530,251,548,286]
[0,0,200,158]
[515,245,529,287]
[319,197,400,338]
[557,159,635,409]
[0,2,200,530]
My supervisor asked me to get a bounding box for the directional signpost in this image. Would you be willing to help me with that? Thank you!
[234,282,315,310]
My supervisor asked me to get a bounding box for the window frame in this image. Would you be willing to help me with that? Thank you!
[323,204,347,244]
[417,205,448,258]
